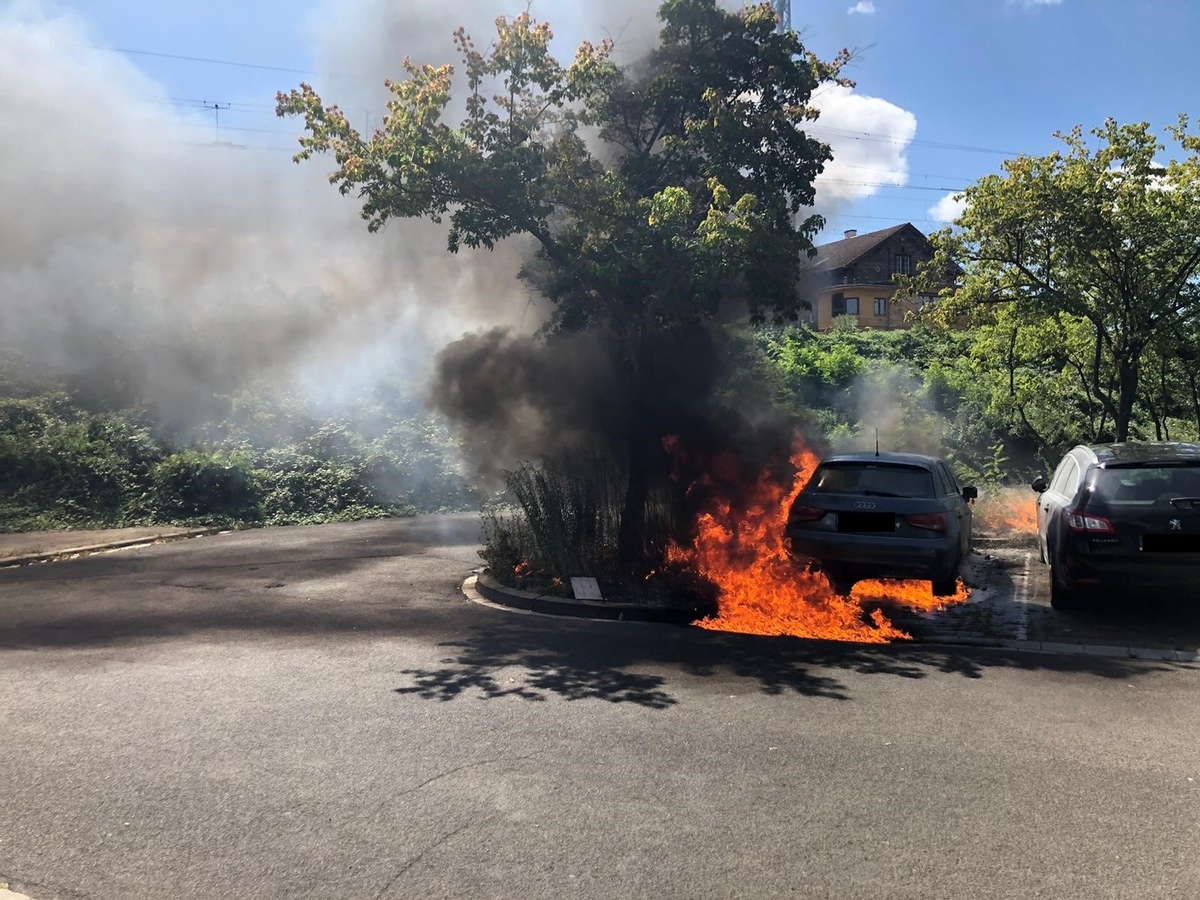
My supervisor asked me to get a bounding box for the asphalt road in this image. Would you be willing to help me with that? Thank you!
[1,516,1198,900]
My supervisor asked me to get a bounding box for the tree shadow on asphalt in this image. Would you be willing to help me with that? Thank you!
[1,526,1191,712]
[391,614,1187,711]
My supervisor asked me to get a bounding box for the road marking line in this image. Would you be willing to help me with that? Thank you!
[1015,551,1032,642]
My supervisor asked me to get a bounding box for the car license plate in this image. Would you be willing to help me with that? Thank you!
[837,512,896,533]
[1141,533,1200,553]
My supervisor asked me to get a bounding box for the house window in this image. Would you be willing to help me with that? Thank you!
[831,292,845,317]
[916,294,936,310]
[844,297,860,316]
[894,254,912,275]
[873,298,887,316]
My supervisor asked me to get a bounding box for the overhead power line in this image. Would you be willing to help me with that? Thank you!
[807,125,1019,157]
[168,97,276,111]
[94,45,319,76]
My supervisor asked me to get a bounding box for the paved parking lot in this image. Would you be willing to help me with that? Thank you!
[894,547,1200,658]
[2,518,1198,900]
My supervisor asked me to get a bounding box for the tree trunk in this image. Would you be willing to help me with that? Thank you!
[1189,368,1200,438]
[616,341,651,575]
[617,432,650,573]
[1114,355,1139,442]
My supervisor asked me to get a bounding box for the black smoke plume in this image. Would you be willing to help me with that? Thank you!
[430,321,802,549]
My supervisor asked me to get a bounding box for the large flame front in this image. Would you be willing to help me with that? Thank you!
[673,442,969,643]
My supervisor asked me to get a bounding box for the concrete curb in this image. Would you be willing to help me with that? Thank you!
[0,527,224,569]
[470,572,704,625]
[463,574,1200,664]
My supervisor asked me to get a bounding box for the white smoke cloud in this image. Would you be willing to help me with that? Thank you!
[304,0,681,110]
[0,2,532,421]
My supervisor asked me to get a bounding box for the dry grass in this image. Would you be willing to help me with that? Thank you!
[972,486,1039,536]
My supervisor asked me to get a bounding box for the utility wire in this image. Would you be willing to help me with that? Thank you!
[168,97,277,110]
[806,125,1019,156]
[100,44,1018,157]
[93,45,320,76]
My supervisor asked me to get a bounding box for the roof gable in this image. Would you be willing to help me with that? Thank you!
[810,223,930,272]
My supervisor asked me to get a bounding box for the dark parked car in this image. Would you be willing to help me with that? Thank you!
[785,451,977,596]
[1033,442,1200,609]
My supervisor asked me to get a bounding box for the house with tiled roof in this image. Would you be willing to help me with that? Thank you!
[802,223,949,331]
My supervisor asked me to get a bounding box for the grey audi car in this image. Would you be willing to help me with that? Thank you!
[785,451,977,596]
[1033,442,1200,609]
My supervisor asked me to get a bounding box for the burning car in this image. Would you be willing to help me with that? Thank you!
[1032,442,1200,610]
[785,451,977,596]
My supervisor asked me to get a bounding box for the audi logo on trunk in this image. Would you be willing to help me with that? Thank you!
[853,502,876,510]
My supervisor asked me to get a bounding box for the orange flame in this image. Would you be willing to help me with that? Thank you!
[973,487,1038,535]
[672,441,969,643]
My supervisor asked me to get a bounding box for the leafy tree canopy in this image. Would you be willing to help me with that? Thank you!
[909,117,1200,441]
[277,0,849,338]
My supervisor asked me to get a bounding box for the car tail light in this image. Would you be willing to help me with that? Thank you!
[789,504,826,523]
[905,512,948,533]
[1065,508,1114,533]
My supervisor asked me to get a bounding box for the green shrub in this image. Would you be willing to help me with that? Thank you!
[146,451,260,523]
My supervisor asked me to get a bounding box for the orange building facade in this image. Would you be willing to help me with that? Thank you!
[802,223,944,331]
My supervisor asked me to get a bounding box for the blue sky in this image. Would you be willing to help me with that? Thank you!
[44,0,1200,240]
[15,0,1200,241]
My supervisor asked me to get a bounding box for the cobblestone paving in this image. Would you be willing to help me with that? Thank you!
[894,546,1200,659]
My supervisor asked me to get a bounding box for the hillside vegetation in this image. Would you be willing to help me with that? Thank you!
[0,371,475,532]
[5,319,1198,535]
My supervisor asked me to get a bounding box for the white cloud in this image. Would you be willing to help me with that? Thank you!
[809,85,918,211]
[847,1,876,14]
[1016,0,1063,8]
[928,191,968,223]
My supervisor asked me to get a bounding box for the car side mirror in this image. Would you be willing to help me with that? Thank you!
[962,485,978,502]
[1031,476,1048,494]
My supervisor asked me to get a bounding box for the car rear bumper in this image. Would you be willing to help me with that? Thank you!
[1061,553,1200,592]
[787,529,958,581]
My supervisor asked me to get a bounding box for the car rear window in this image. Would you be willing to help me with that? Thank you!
[1092,465,1200,504]
[809,462,935,499]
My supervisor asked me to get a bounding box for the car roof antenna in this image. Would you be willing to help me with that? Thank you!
[875,428,880,457]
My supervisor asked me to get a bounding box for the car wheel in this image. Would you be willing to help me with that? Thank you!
[931,565,960,597]
[931,551,961,598]
[1048,562,1085,611]
[824,566,856,597]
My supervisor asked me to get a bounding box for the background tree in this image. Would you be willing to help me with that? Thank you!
[277,0,849,570]
[910,117,1200,441]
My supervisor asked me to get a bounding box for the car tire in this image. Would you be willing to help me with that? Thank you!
[931,552,961,597]
[931,577,958,597]
[824,567,856,597]
[1048,562,1085,611]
